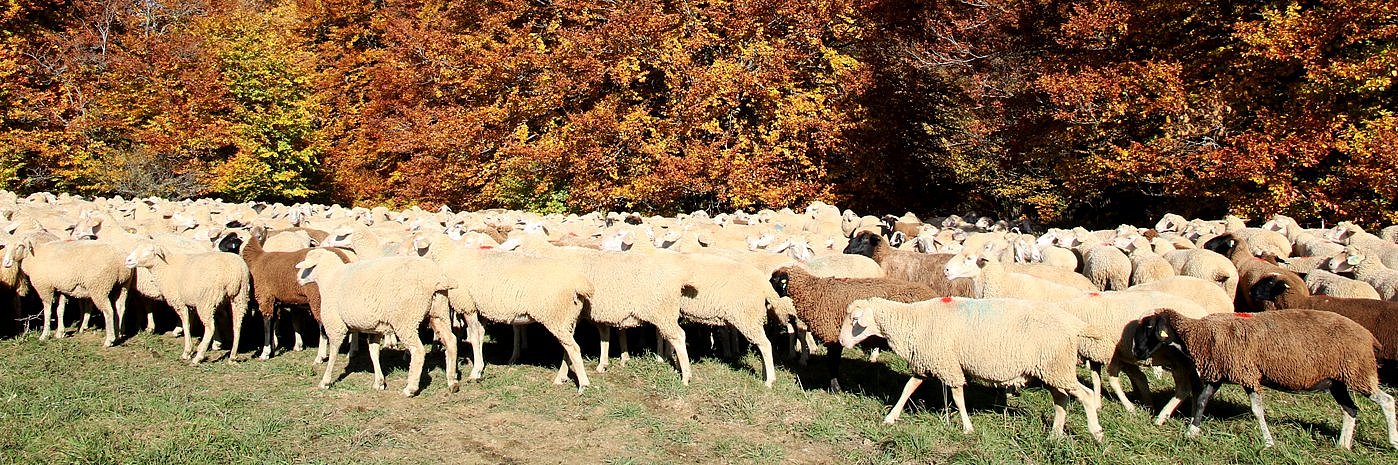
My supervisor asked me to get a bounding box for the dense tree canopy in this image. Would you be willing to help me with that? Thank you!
[2,0,1395,226]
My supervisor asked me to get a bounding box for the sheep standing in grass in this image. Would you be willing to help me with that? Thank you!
[295,249,458,396]
[1133,309,1398,449]
[3,233,132,346]
[125,242,251,365]
[229,228,352,359]
[769,266,937,389]
[839,297,1105,441]
[1250,274,1398,370]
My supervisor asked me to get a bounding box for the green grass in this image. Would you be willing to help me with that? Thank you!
[1,331,1396,464]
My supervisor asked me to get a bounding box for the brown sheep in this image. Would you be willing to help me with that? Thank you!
[1250,274,1398,367]
[769,266,941,389]
[1202,233,1304,312]
[843,231,974,296]
[223,227,353,360]
[1134,309,1398,449]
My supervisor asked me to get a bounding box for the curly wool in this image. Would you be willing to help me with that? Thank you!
[1252,274,1398,361]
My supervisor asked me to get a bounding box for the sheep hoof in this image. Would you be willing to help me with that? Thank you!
[38,333,50,341]
[595,364,607,373]
[373,379,387,391]
[882,418,897,425]
[447,382,460,394]
[211,341,223,350]
[1186,425,1201,438]
[319,383,332,390]
[828,379,842,392]
[227,359,239,366]
[1091,431,1104,443]
[102,340,114,348]
[171,328,184,337]
[180,352,192,360]
[401,387,419,397]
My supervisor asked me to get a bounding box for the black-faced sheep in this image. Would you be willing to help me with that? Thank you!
[1201,233,1304,312]
[1133,309,1398,449]
[843,231,973,297]
[1250,274,1398,369]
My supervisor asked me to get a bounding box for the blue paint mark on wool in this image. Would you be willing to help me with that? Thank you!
[956,299,1000,321]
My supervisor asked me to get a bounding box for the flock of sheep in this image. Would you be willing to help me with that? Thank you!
[2,190,1398,451]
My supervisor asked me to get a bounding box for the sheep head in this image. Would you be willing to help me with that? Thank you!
[944,254,986,280]
[1201,234,1238,257]
[841,231,881,257]
[838,298,890,348]
[1327,246,1364,273]
[1131,310,1188,362]
[294,249,341,285]
[769,268,793,297]
[124,243,166,269]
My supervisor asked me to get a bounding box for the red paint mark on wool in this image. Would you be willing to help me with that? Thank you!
[940,297,954,303]
[1088,292,1100,297]
[479,246,494,250]
[1233,313,1254,318]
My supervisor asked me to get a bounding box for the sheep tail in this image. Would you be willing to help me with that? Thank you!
[233,280,252,317]
[1075,323,1111,360]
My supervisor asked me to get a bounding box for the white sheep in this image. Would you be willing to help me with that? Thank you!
[1161,248,1239,297]
[124,242,251,365]
[1304,269,1381,299]
[295,249,458,396]
[1329,246,1398,301]
[1126,276,1234,314]
[3,233,133,346]
[944,254,1084,301]
[839,297,1104,441]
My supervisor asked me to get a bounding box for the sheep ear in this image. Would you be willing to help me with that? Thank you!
[975,256,989,267]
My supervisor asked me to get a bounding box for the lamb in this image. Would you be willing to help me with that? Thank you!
[1330,245,1398,301]
[944,254,1085,301]
[769,266,938,388]
[839,297,1104,441]
[1133,309,1398,449]
[1305,269,1382,300]
[3,233,133,346]
[1202,233,1304,312]
[124,242,251,365]
[1250,274,1398,367]
[294,249,458,396]
[843,231,973,296]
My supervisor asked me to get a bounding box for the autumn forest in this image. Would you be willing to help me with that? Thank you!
[1,0,1394,226]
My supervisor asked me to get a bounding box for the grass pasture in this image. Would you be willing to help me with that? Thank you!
[0,328,1395,464]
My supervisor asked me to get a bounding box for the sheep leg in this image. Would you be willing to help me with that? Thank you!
[783,322,797,360]
[54,295,68,339]
[952,385,973,433]
[37,292,56,340]
[347,332,360,360]
[91,292,118,347]
[227,302,245,364]
[367,335,386,390]
[465,314,486,380]
[1119,363,1153,408]
[1187,381,1223,438]
[792,325,810,367]
[825,343,843,392]
[655,321,691,385]
[542,322,590,393]
[617,328,629,367]
[398,330,428,397]
[1066,382,1105,442]
[78,301,93,333]
[112,286,127,338]
[508,324,525,365]
[177,307,194,359]
[257,301,275,360]
[595,323,612,373]
[190,307,216,365]
[319,328,348,389]
[1049,387,1069,438]
[1245,388,1275,448]
[1156,367,1192,425]
[1366,390,1398,449]
[427,312,459,393]
[1087,361,1104,405]
[291,316,305,351]
[1330,382,1359,450]
[730,322,775,388]
[884,376,924,424]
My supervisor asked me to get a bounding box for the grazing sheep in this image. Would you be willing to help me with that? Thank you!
[3,234,133,346]
[1133,309,1398,449]
[1305,269,1382,300]
[944,254,1084,301]
[843,231,969,297]
[1202,233,1304,312]
[1331,245,1398,301]
[769,266,938,388]
[294,250,458,396]
[839,297,1105,441]
[124,242,251,365]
